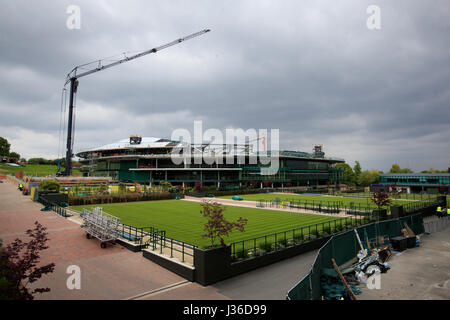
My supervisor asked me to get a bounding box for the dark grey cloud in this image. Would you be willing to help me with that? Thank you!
[0,0,449,171]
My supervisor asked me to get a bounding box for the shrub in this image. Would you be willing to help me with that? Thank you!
[293,233,304,243]
[234,249,249,260]
[39,180,60,193]
[278,238,288,247]
[0,222,55,300]
[322,225,333,235]
[258,241,273,252]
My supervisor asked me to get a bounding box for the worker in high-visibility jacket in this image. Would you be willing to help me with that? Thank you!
[436,206,442,218]
[17,183,23,191]
[447,207,450,216]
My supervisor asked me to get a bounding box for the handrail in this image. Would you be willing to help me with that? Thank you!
[229,214,374,262]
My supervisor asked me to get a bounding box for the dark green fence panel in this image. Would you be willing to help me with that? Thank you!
[287,274,311,300]
[358,223,377,245]
[399,214,424,235]
[310,253,323,300]
[319,239,334,269]
[375,220,401,239]
[331,231,357,266]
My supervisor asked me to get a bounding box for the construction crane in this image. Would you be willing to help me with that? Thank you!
[60,29,210,176]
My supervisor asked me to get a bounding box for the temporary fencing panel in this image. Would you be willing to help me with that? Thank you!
[287,274,311,300]
[331,230,357,266]
[399,214,424,235]
[375,220,401,239]
[310,252,323,300]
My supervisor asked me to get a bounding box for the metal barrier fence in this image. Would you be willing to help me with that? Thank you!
[38,196,70,217]
[116,224,161,243]
[143,232,197,263]
[286,212,425,300]
[424,217,450,233]
[326,192,439,202]
[230,214,376,262]
[403,200,438,214]
[256,198,376,216]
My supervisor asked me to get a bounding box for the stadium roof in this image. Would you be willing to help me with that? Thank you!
[80,137,183,152]
[76,137,345,162]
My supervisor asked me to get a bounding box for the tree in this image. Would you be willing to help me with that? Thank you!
[9,152,20,163]
[200,201,248,248]
[371,191,392,211]
[358,169,380,187]
[421,168,446,173]
[0,222,55,300]
[353,161,362,176]
[389,163,413,174]
[336,163,356,186]
[159,181,173,192]
[0,137,10,157]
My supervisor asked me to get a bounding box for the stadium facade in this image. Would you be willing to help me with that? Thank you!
[376,173,450,193]
[76,136,345,188]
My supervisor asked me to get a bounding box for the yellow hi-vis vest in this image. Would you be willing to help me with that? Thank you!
[447,208,450,215]
[437,206,442,212]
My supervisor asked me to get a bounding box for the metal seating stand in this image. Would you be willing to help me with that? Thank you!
[81,207,121,248]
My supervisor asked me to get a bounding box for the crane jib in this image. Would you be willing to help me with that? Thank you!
[60,29,210,176]
[66,29,210,82]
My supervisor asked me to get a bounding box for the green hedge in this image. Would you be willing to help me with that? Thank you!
[68,192,182,206]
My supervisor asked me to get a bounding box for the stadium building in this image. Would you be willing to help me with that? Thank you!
[376,173,450,194]
[76,136,345,188]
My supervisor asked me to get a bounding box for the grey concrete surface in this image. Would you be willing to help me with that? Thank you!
[358,229,450,300]
[211,249,318,300]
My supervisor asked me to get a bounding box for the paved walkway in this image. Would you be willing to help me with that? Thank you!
[183,196,356,219]
[0,180,316,300]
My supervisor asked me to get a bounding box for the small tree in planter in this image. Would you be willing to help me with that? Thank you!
[371,191,392,220]
[200,201,248,248]
[0,222,55,300]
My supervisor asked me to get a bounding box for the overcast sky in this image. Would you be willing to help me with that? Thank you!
[0,0,449,172]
